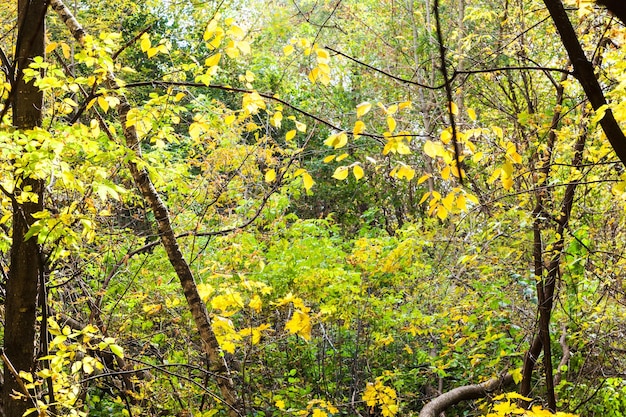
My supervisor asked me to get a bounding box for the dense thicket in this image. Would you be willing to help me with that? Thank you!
[0,1,625,416]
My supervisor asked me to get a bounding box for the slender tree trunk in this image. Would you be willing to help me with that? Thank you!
[3,1,46,416]
[50,1,243,414]
[543,0,626,166]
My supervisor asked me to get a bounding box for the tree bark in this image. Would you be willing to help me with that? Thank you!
[419,373,514,417]
[50,1,243,414]
[597,0,626,25]
[543,0,626,166]
[2,1,46,416]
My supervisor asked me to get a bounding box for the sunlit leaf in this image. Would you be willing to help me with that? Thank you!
[353,120,366,137]
[324,132,348,149]
[356,101,372,118]
[295,120,307,132]
[140,33,150,52]
[353,165,364,180]
[285,310,311,341]
[97,96,109,113]
[332,166,349,180]
[285,130,297,141]
[265,169,276,183]
[205,53,222,67]
[45,42,58,54]
[441,129,452,144]
[449,101,458,115]
[303,172,314,191]
[386,116,396,133]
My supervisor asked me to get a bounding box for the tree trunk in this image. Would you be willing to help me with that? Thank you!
[50,1,243,414]
[543,0,626,166]
[3,1,46,416]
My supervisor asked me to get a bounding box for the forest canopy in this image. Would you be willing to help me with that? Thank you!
[0,0,626,416]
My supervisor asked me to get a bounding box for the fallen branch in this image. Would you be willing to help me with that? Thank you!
[419,373,514,417]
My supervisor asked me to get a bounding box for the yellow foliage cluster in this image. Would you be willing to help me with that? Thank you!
[295,399,338,417]
[275,292,313,341]
[482,393,578,417]
[362,378,399,417]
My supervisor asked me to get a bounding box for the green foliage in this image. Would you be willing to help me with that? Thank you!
[2,0,626,416]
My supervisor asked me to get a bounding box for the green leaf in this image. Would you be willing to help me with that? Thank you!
[110,344,124,359]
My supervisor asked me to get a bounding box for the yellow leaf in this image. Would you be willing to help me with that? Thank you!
[228,24,245,39]
[417,174,430,184]
[147,47,159,58]
[387,104,398,115]
[456,194,467,210]
[441,165,450,180]
[436,205,448,220]
[203,16,220,41]
[224,114,236,125]
[323,155,336,163]
[308,67,320,84]
[324,132,348,149]
[97,96,109,113]
[316,48,330,60]
[353,120,366,137]
[242,91,266,113]
[197,283,214,302]
[591,104,609,125]
[502,177,514,190]
[353,165,364,180]
[424,140,439,158]
[303,172,315,191]
[492,125,503,139]
[283,44,294,56]
[441,129,452,144]
[449,101,458,115]
[249,295,262,312]
[356,101,372,118]
[396,165,415,180]
[140,33,151,52]
[419,192,431,204]
[285,310,312,341]
[442,192,455,211]
[271,111,282,128]
[45,42,58,54]
[237,40,251,55]
[285,130,297,141]
[61,42,71,59]
[336,153,349,161]
[467,107,477,121]
[472,152,483,163]
[386,116,397,133]
[295,120,307,132]
[396,140,411,155]
[466,193,479,204]
[265,169,276,183]
[225,41,240,58]
[332,166,349,180]
[399,100,412,110]
[143,303,162,315]
[205,53,222,67]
